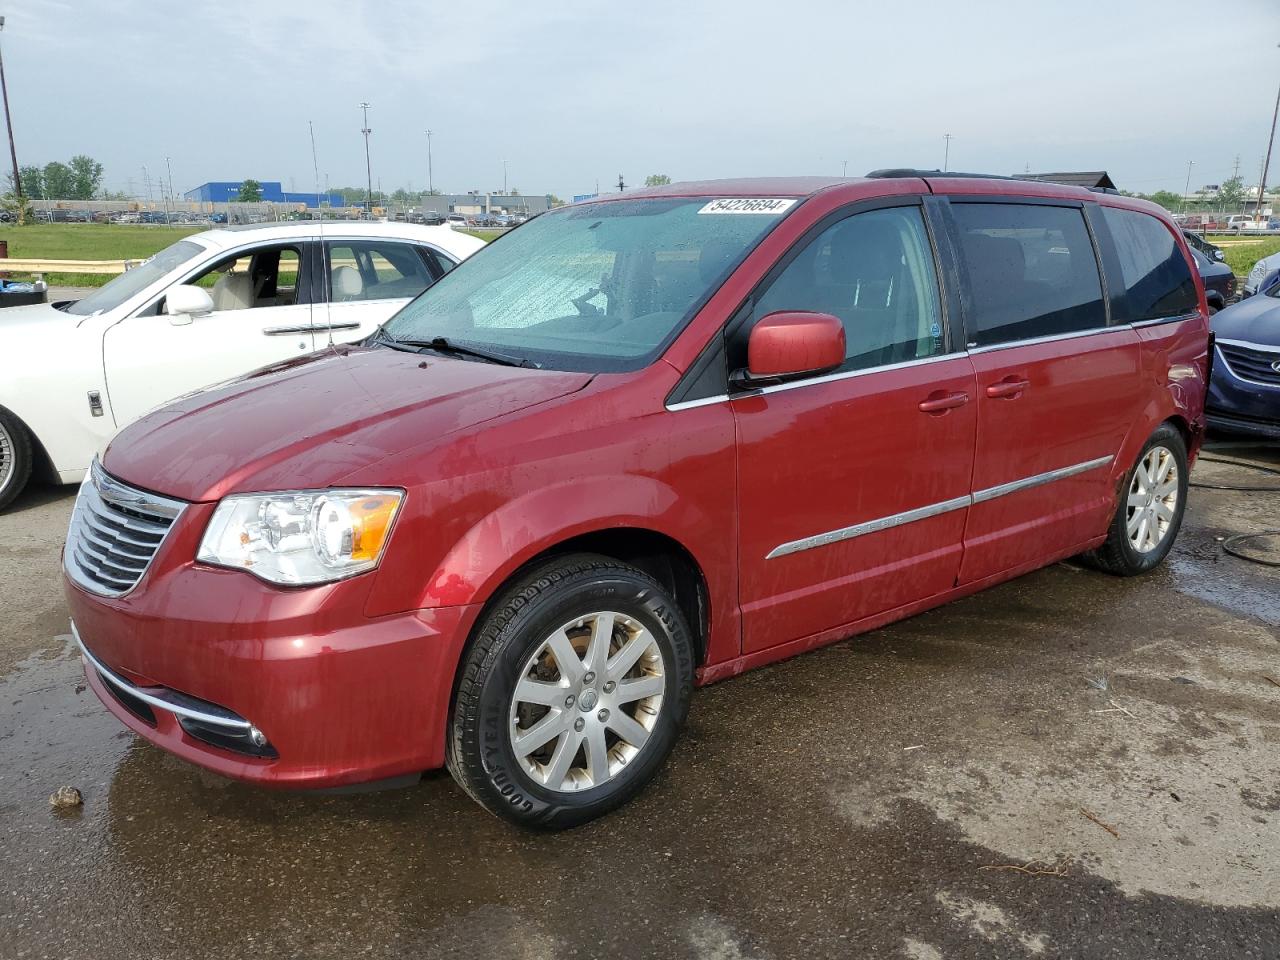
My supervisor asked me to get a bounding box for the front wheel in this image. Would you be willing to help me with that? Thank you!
[447,553,695,830]
[0,407,34,512]
[1086,424,1188,576]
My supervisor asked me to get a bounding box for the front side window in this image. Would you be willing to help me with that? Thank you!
[327,240,436,303]
[66,240,204,316]
[1101,206,1198,322]
[383,198,793,372]
[752,205,944,371]
[185,245,304,312]
[952,202,1105,347]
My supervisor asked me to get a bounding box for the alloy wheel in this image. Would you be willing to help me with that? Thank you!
[0,420,12,499]
[508,610,666,792]
[1126,445,1179,553]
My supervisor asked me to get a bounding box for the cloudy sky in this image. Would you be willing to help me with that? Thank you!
[6,0,1279,200]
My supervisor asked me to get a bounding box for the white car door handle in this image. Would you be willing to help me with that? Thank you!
[262,322,362,336]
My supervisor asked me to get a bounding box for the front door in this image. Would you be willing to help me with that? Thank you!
[943,199,1143,583]
[102,243,316,426]
[733,202,978,653]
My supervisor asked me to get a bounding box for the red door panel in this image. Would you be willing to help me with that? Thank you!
[735,355,978,652]
[958,329,1142,582]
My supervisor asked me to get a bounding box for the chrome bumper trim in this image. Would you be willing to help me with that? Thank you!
[72,622,252,732]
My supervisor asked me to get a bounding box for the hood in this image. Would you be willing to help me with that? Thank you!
[0,300,78,346]
[1211,294,1280,345]
[103,346,592,502]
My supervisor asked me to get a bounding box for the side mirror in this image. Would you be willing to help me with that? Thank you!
[1213,250,1225,262]
[732,311,846,388]
[165,284,214,324]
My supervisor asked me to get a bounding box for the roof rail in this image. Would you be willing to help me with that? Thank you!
[864,168,1020,181]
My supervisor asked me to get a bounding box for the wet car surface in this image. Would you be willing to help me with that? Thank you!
[2,445,1278,959]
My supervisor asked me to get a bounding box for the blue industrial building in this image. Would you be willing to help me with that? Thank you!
[184,181,345,207]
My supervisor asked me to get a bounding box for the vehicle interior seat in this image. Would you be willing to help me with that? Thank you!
[332,265,364,302]
[818,219,906,366]
[211,271,256,311]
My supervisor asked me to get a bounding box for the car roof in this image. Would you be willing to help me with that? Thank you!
[190,220,482,254]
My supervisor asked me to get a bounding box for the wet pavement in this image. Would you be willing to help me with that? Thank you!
[1,443,1278,959]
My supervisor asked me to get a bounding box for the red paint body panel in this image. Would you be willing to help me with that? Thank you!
[66,176,1210,790]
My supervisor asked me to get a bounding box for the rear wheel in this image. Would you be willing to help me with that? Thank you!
[447,553,694,830]
[0,407,34,512]
[1086,424,1188,576]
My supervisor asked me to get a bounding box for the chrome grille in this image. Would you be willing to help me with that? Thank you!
[64,460,186,597]
[1218,341,1280,386]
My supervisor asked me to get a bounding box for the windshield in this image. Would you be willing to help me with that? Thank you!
[382,197,797,371]
[65,240,205,316]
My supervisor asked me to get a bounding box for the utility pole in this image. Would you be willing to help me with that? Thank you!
[841,159,848,177]
[943,133,952,172]
[617,174,625,192]
[0,17,24,217]
[425,129,433,194]
[503,159,508,195]
[165,156,175,225]
[1233,154,1241,180]
[1183,160,1195,213]
[1256,60,1279,221]
[359,101,373,217]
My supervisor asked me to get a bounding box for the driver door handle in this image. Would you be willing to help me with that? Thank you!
[918,391,970,414]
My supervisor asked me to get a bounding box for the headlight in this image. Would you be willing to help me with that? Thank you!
[197,489,403,585]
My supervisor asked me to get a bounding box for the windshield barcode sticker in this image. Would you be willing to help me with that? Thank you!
[698,198,797,215]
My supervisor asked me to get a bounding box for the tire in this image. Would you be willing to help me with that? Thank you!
[1086,424,1188,576]
[0,407,34,512]
[446,553,695,830]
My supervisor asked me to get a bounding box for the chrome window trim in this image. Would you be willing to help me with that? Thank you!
[765,454,1114,559]
[1130,312,1200,329]
[966,325,1117,354]
[664,352,963,411]
[72,622,253,732]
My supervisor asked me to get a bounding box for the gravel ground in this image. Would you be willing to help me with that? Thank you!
[0,442,1277,959]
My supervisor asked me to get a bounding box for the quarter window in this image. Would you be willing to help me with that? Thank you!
[753,206,945,371]
[1100,206,1198,322]
[951,203,1105,347]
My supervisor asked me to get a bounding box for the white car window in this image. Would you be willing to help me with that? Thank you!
[66,240,204,316]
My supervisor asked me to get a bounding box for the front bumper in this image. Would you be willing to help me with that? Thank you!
[66,566,481,790]
[1206,343,1280,438]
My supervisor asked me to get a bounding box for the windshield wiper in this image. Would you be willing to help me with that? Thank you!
[400,335,538,368]
[367,324,420,353]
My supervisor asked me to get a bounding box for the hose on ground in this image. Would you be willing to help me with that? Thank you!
[1189,446,1280,566]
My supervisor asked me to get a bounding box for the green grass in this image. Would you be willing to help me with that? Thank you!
[1203,235,1280,280]
[461,229,504,243]
[0,223,208,287]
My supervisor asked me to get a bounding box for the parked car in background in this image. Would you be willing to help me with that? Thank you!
[63,174,1208,829]
[445,214,467,228]
[1207,290,1280,438]
[1182,230,1225,262]
[1243,250,1280,298]
[0,222,484,510]
[1227,215,1267,233]
[1187,244,1235,312]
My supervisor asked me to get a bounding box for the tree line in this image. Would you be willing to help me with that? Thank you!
[13,155,105,200]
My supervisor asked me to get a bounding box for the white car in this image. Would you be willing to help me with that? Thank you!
[0,222,484,509]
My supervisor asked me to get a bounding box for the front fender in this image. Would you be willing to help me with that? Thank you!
[418,474,708,610]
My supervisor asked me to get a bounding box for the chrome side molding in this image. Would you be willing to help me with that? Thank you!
[767,454,1115,559]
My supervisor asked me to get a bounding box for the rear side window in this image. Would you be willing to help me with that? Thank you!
[951,203,1105,347]
[753,205,945,372]
[1100,207,1198,322]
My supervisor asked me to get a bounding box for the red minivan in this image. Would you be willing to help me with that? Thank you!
[64,173,1209,828]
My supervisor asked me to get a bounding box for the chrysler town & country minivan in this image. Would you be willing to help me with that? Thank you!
[64,173,1210,829]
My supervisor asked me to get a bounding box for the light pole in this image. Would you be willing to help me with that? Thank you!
[503,159,508,196]
[359,102,373,217]
[425,129,433,194]
[165,156,175,225]
[0,16,24,216]
[943,133,952,172]
[1256,51,1279,221]
[841,159,848,177]
[1183,160,1195,214]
